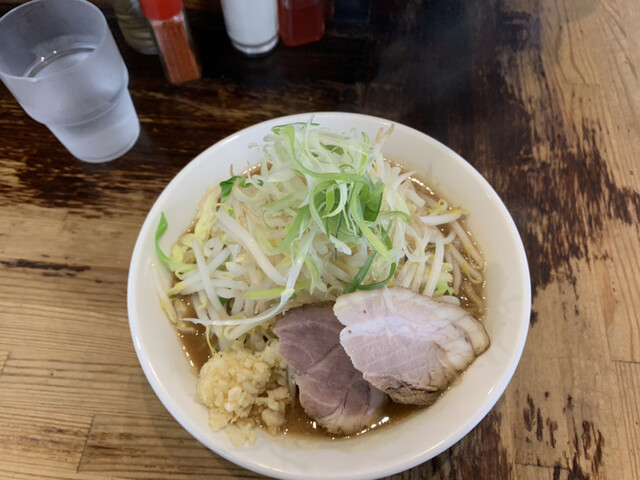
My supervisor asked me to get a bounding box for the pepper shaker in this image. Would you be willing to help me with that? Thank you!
[139,0,201,84]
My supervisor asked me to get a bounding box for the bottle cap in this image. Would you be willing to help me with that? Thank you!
[140,0,184,21]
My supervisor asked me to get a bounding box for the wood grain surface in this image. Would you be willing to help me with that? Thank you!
[1,0,639,479]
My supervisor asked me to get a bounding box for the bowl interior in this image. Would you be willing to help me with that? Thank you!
[128,112,530,480]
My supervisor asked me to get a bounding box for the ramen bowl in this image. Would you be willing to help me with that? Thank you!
[127,112,530,479]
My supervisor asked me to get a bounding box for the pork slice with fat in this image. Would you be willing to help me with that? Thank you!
[334,287,490,406]
[273,303,387,435]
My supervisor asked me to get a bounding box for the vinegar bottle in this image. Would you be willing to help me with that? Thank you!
[278,0,325,47]
[113,0,158,54]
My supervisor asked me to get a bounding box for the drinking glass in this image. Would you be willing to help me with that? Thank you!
[0,0,140,163]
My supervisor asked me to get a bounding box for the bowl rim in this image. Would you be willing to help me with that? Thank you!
[127,111,531,480]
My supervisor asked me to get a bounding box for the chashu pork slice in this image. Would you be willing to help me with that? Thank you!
[334,287,490,406]
[273,303,387,435]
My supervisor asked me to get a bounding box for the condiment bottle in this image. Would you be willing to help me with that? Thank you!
[278,0,325,47]
[220,0,279,56]
[139,0,201,84]
[113,0,158,54]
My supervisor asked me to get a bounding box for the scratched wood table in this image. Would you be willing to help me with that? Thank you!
[1,0,639,478]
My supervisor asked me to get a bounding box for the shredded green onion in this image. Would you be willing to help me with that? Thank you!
[154,120,484,350]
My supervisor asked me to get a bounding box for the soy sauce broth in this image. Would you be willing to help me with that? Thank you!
[281,395,422,439]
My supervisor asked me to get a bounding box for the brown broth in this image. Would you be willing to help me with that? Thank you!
[173,297,212,371]
[178,324,211,372]
[281,395,423,440]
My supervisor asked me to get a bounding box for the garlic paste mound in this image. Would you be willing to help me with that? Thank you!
[196,340,291,446]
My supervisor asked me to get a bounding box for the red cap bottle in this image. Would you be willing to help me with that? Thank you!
[139,0,201,84]
[139,0,183,21]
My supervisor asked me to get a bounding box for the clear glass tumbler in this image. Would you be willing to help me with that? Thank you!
[0,0,140,163]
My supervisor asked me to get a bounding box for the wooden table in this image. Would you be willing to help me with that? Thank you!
[1,0,639,478]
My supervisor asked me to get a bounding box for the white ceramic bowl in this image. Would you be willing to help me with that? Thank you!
[128,112,530,480]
